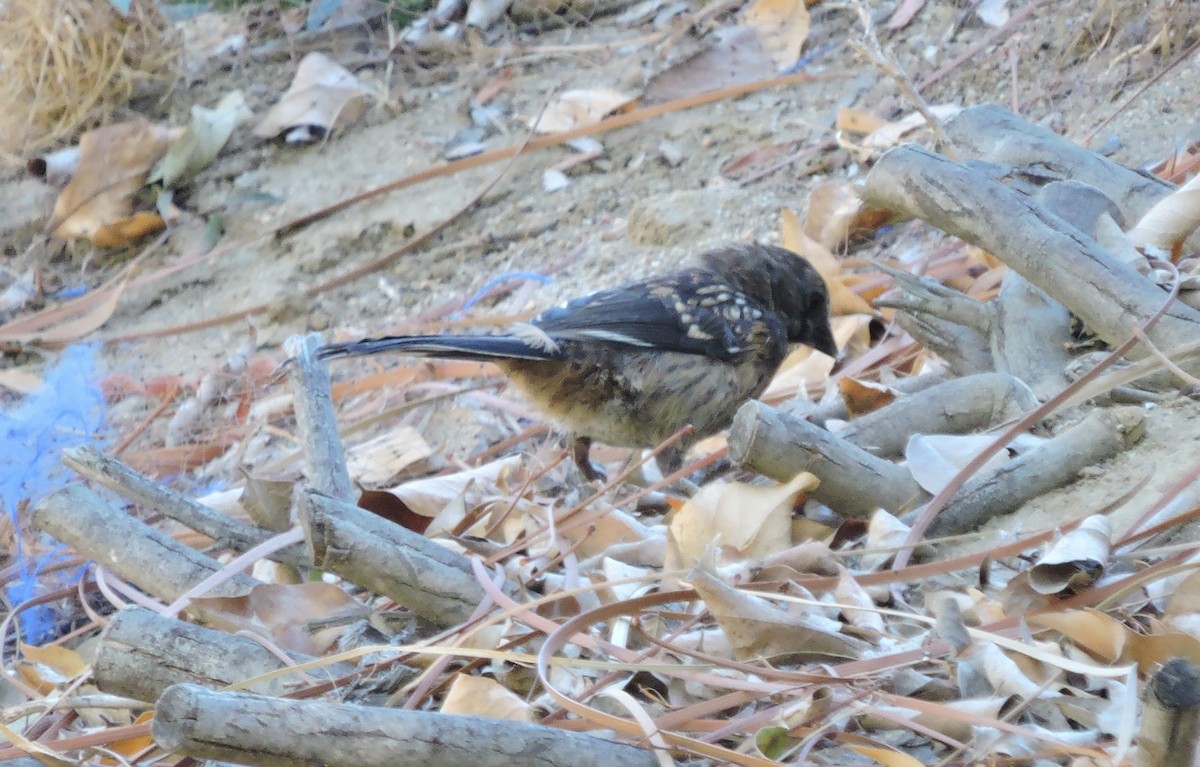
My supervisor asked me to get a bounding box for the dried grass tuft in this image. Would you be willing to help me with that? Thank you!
[0,0,180,165]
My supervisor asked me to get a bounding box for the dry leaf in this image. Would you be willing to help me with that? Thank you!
[48,121,179,243]
[858,509,912,573]
[345,426,434,486]
[904,434,1010,495]
[440,674,533,722]
[1126,173,1200,255]
[850,744,927,767]
[975,0,1010,26]
[1032,609,1127,663]
[254,52,372,141]
[645,26,775,102]
[528,88,635,133]
[150,91,253,188]
[834,565,884,632]
[17,643,89,692]
[862,105,963,152]
[740,0,810,70]
[189,582,364,655]
[1028,515,1111,595]
[385,455,522,518]
[839,377,897,417]
[885,0,926,29]
[688,562,868,661]
[668,471,818,568]
[0,368,44,394]
[89,211,166,249]
[836,107,889,135]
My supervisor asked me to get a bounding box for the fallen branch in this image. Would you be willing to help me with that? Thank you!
[1137,658,1200,767]
[862,144,1200,361]
[152,684,659,767]
[301,490,489,626]
[927,406,1146,536]
[729,400,927,517]
[836,372,1039,458]
[944,104,1173,224]
[93,607,346,702]
[32,484,258,602]
[61,444,308,567]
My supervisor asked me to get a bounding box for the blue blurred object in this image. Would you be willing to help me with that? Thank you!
[459,271,554,315]
[1,344,106,643]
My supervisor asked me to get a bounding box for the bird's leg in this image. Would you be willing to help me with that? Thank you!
[571,435,607,483]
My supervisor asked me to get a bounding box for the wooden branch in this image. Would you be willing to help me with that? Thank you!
[837,373,1039,458]
[862,144,1200,359]
[927,406,1146,536]
[1137,658,1200,767]
[152,684,659,767]
[300,490,489,626]
[944,104,1172,224]
[93,607,344,702]
[285,333,357,503]
[62,444,308,567]
[729,401,927,517]
[32,484,257,602]
[873,267,994,376]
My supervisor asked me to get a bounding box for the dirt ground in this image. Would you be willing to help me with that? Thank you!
[5,0,1200,530]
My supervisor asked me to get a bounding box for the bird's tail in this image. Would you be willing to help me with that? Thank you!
[316,334,559,363]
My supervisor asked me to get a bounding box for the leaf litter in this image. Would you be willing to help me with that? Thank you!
[4,0,1200,766]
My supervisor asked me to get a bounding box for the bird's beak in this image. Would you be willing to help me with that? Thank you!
[811,320,839,358]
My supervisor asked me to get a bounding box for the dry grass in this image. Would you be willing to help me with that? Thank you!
[0,0,180,166]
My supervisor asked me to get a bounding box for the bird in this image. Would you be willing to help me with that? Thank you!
[317,243,838,482]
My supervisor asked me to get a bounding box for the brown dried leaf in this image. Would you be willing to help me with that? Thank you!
[836,107,889,135]
[839,377,897,418]
[48,121,179,243]
[1031,609,1127,663]
[644,26,774,102]
[189,582,363,655]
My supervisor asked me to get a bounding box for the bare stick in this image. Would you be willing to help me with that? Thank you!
[1137,658,1200,767]
[300,490,488,626]
[285,333,356,503]
[837,373,1039,458]
[32,484,257,602]
[728,400,927,517]
[62,445,308,567]
[862,144,1200,358]
[927,406,1146,536]
[93,607,345,702]
[944,104,1173,224]
[152,684,659,767]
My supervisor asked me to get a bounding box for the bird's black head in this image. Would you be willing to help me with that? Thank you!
[699,244,838,357]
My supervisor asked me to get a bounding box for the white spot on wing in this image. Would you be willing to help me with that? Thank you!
[511,322,561,354]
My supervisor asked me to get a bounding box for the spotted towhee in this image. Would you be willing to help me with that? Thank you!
[317,243,837,481]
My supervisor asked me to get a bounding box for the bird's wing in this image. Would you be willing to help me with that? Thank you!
[532,273,757,361]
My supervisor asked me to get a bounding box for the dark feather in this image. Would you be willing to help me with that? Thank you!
[315,335,562,362]
[532,274,742,360]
